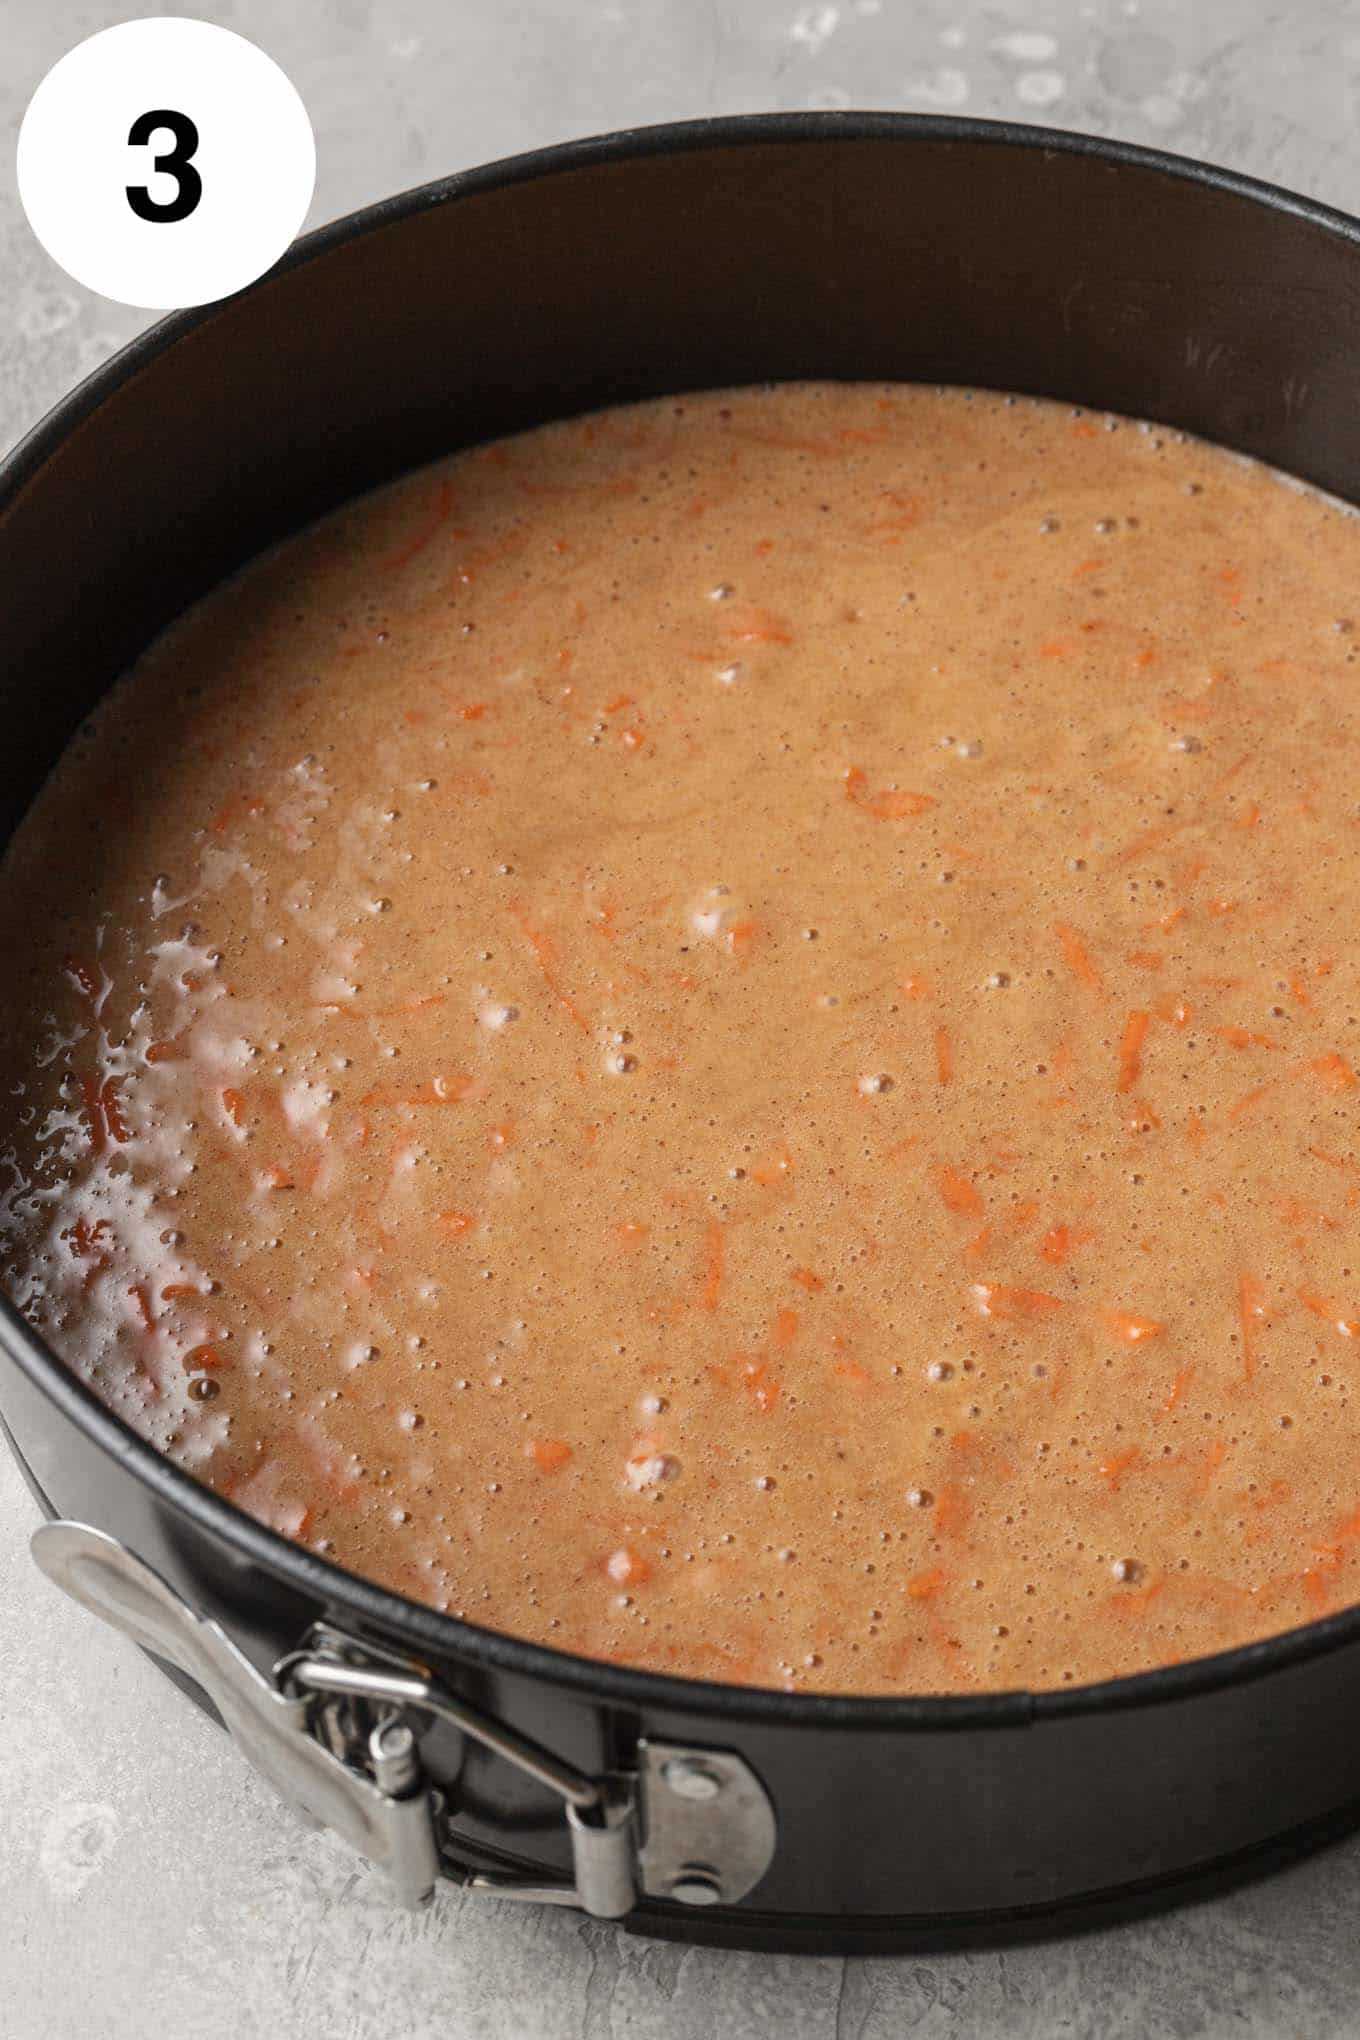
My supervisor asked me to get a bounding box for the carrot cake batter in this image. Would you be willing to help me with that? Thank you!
[3,382,1359,1694]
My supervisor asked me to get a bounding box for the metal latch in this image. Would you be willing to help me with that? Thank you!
[32,1520,777,1918]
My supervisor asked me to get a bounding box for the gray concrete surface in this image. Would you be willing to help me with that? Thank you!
[6,1,1360,2032]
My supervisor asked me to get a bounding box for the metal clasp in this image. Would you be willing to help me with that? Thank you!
[31,1519,443,1907]
[279,1639,639,1918]
[32,1520,777,1919]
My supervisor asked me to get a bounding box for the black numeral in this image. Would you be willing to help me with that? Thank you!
[126,109,202,224]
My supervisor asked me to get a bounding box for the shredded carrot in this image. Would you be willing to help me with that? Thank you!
[184,1343,228,1373]
[751,1143,793,1186]
[1238,1274,1268,1381]
[934,1026,954,1087]
[1305,1052,1357,1093]
[1229,1083,1277,1122]
[736,1354,782,1412]
[436,1209,476,1239]
[872,788,934,820]
[972,1282,1064,1320]
[933,1164,983,1218]
[791,1266,824,1293]
[773,1307,800,1348]
[1098,1447,1142,1491]
[1192,1438,1228,1496]
[1054,922,1104,996]
[1101,1580,1164,1619]
[527,1438,572,1473]
[844,766,935,821]
[1308,1144,1353,1172]
[509,904,590,1034]
[1213,1026,1279,1051]
[1299,1290,1360,1339]
[1038,1223,1095,1266]
[906,1567,948,1601]
[1115,822,1181,869]
[359,1073,474,1108]
[1313,1505,1360,1586]
[700,1221,725,1312]
[1105,1312,1164,1345]
[1302,1566,1333,1613]
[382,477,453,571]
[726,606,793,646]
[605,1547,652,1587]
[1117,1010,1151,1094]
[934,1485,969,1539]
[1122,1097,1161,1135]
[1162,1365,1194,1414]
[127,1284,156,1335]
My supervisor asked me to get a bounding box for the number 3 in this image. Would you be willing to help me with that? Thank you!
[126,109,202,223]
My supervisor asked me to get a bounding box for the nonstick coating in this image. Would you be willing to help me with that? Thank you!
[5,115,1360,1950]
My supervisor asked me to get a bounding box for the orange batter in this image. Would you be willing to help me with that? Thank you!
[4,381,1360,1694]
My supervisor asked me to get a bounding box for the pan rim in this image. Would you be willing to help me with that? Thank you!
[5,107,1360,1732]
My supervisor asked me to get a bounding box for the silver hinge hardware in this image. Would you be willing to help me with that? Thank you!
[32,1520,776,1918]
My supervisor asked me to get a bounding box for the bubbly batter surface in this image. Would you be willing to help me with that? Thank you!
[6,382,1360,1694]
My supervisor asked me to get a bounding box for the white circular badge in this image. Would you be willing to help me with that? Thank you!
[17,18,316,311]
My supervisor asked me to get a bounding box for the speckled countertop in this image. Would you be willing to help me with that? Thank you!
[6,4,1360,2034]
